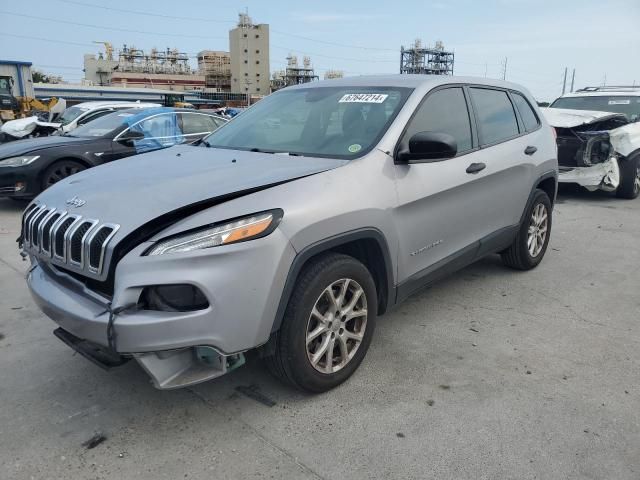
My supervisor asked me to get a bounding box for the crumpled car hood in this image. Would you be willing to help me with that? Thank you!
[540,108,626,128]
[33,144,347,239]
[542,107,640,157]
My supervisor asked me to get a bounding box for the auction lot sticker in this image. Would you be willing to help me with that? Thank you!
[339,93,388,103]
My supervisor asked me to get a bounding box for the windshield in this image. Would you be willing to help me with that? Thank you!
[203,86,412,158]
[70,111,132,137]
[0,78,11,93]
[58,106,88,126]
[551,95,640,121]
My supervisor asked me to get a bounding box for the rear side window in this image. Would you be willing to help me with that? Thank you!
[180,113,218,135]
[403,87,472,153]
[512,93,540,132]
[470,88,519,145]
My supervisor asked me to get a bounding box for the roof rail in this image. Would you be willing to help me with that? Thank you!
[575,85,640,92]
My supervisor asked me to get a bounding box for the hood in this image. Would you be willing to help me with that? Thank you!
[0,135,94,158]
[0,116,61,138]
[34,144,347,239]
[541,107,627,128]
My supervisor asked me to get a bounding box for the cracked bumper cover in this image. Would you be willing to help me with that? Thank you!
[27,229,296,387]
[558,156,620,192]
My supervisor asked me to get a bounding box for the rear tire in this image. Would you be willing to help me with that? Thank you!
[265,253,377,392]
[501,189,552,270]
[615,154,640,199]
[41,159,86,192]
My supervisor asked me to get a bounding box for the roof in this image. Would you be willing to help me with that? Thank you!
[559,90,640,98]
[71,101,161,110]
[286,74,527,91]
[0,60,33,67]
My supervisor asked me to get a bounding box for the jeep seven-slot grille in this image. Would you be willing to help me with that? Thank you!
[21,204,119,276]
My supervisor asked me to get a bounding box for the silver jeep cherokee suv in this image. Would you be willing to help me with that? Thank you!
[21,76,558,392]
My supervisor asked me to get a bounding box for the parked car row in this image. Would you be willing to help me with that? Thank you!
[12,76,639,394]
[0,107,226,198]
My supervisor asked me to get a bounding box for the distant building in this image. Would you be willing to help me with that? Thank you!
[229,13,270,95]
[324,70,344,80]
[197,50,231,92]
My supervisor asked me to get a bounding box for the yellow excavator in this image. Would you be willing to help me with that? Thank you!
[0,75,61,123]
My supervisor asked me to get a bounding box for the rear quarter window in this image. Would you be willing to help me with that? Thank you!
[470,88,519,146]
[512,93,540,132]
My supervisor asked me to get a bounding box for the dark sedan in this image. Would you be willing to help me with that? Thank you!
[0,107,227,199]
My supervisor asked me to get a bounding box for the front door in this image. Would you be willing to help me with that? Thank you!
[393,85,527,293]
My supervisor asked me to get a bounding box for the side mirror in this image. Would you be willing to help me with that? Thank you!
[396,131,457,163]
[116,130,145,147]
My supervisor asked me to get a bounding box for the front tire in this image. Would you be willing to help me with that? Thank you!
[266,253,377,392]
[616,154,640,199]
[41,159,86,192]
[501,189,552,270]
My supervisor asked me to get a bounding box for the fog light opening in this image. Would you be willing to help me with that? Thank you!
[14,182,26,192]
[138,284,209,312]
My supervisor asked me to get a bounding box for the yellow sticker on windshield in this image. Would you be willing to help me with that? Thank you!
[348,144,362,153]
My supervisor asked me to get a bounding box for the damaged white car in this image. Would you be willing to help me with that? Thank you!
[543,87,640,199]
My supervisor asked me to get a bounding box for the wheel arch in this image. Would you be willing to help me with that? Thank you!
[37,156,93,189]
[271,228,395,334]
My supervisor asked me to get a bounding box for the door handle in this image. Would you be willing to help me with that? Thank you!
[466,162,486,174]
[524,145,537,155]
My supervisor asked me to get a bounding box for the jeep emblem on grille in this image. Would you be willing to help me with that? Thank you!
[66,196,86,208]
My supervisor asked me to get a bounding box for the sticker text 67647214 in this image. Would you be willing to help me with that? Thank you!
[339,93,389,104]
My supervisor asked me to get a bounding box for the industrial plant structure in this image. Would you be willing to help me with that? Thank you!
[271,55,319,91]
[229,13,270,95]
[84,42,205,90]
[197,50,231,91]
[399,39,454,75]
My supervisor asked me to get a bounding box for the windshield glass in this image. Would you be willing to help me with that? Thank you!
[58,106,88,126]
[70,111,133,137]
[203,86,412,158]
[0,78,11,93]
[551,95,640,121]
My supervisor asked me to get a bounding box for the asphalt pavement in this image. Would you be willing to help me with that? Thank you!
[0,188,638,480]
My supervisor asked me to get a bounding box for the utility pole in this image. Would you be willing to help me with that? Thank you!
[570,68,575,92]
[484,62,487,78]
[501,57,508,80]
[562,67,567,95]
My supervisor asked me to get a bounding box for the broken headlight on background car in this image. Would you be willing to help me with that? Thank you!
[578,131,611,166]
[0,155,40,167]
[146,210,282,256]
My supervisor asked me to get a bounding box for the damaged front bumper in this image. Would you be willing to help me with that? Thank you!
[558,156,620,192]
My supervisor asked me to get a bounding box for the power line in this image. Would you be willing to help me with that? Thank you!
[54,0,398,52]
[0,10,227,40]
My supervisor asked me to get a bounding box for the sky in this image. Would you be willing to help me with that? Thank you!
[1,0,639,102]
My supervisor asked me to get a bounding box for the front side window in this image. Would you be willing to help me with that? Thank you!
[128,113,184,153]
[470,88,519,145]
[203,86,411,158]
[512,92,540,132]
[402,87,472,154]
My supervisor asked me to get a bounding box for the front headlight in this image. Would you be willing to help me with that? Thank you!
[0,155,40,167]
[146,210,282,256]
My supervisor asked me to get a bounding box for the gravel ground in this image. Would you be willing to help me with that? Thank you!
[0,189,638,480]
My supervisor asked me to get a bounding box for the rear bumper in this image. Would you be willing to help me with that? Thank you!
[558,156,620,192]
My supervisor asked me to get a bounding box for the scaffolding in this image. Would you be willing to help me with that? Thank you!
[400,39,454,75]
[116,45,193,75]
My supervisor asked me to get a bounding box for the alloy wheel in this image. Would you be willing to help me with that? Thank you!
[45,164,83,187]
[527,203,548,257]
[306,278,368,374]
